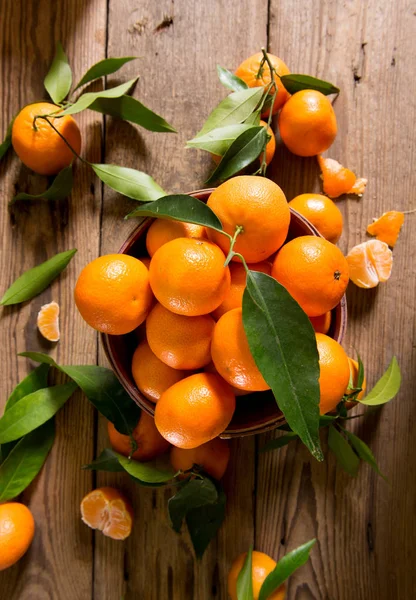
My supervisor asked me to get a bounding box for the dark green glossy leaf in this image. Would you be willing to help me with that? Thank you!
[187,124,253,156]
[280,74,339,96]
[236,546,254,600]
[205,126,267,184]
[83,448,174,484]
[61,79,138,115]
[260,432,299,452]
[356,353,365,390]
[0,382,77,443]
[12,166,73,202]
[216,65,248,92]
[0,119,13,162]
[125,194,224,234]
[91,163,165,201]
[327,425,360,476]
[74,56,138,90]
[168,477,218,532]
[0,419,55,502]
[258,539,316,600]
[0,249,77,306]
[242,272,322,461]
[342,429,385,478]
[82,448,125,473]
[44,42,72,103]
[359,357,401,406]
[185,484,226,558]
[89,95,176,132]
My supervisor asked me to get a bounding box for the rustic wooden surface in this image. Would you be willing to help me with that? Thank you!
[0,0,415,598]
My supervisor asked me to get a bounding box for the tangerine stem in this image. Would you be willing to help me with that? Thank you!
[224,225,244,266]
[258,47,278,176]
[33,115,87,164]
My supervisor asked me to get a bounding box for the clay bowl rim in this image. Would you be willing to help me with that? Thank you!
[101,187,347,438]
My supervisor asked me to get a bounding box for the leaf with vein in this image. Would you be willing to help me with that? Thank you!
[44,42,72,103]
[359,356,401,405]
[74,56,138,90]
[216,65,249,92]
[12,166,73,203]
[89,95,176,132]
[91,164,165,201]
[60,78,138,115]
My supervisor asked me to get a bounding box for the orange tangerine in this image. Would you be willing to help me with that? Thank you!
[80,487,133,540]
[316,333,350,414]
[288,193,343,243]
[170,437,230,480]
[228,551,286,600]
[146,219,206,257]
[346,240,393,288]
[309,311,331,334]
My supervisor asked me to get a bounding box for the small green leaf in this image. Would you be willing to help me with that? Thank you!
[44,42,72,103]
[243,272,322,461]
[260,432,299,452]
[185,484,226,558]
[342,429,385,478]
[83,448,174,484]
[258,540,316,600]
[236,546,254,600]
[91,164,165,201]
[60,78,138,115]
[359,357,401,406]
[0,419,55,502]
[74,57,138,90]
[168,477,218,532]
[356,353,365,390]
[0,248,77,306]
[89,95,176,132]
[196,87,263,137]
[327,425,360,476]
[0,119,14,162]
[187,124,254,156]
[205,127,267,185]
[280,74,339,96]
[12,166,73,203]
[0,382,77,443]
[216,65,248,92]
[125,194,224,234]
[244,110,261,126]
[82,448,125,473]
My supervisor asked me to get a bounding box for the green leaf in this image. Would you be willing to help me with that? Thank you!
[91,163,165,201]
[260,432,299,452]
[0,248,77,306]
[0,382,77,443]
[168,477,218,532]
[19,352,141,436]
[0,119,14,162]
[359,357,401,406]
[242,272,322,461]
[244,110,261,126]
[185,484,226,558]
[356,353,365,390]
[216,65,248,92]
[60,78,138,115]
[205,127,267,185]
[196,87,263,137]
[44,42,72,103]
[280,74,339,96]
[82,448,125,473]
[12,166,73,202]
[327,425,360,476]
[89,95,176,133]
[125,194,224,234]
[83,448,174,484]
[74,57,138,90]
[236,546,254,600]
[342,429,385,478]
[187,124,254,156]
[258,540,316,600]
[0,419,55,502]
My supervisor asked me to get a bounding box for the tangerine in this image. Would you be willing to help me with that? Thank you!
[80,487,133,540]
[288,193,343,243]
[0,503,35,571]
[309,311,332,334]
[170,437,230,480]
[228,550,286,600]
[316,332,350,414]
[107,411,170,462]
[146,219,206,257]
[346,240,393,289]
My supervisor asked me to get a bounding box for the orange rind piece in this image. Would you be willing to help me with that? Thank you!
[367,211,404,248]
[317,155,367,198]
[37,301,60,342]
[81,487,133,540]
[346,239,392,288]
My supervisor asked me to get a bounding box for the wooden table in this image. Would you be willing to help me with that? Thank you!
[1,1,415,598]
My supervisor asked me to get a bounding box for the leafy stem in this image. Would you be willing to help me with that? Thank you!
[224,225,244,266]
[256,47,278,176]
[32,115,86,163]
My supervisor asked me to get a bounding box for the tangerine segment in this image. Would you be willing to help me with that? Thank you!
[0,503,35,571]
[155,373,236,449]
[228,551,286,600]
[207,176,290,264]
[235,52,290,115]
[149,238,230,316]
[271,236,349,317]
[288,193,343,243]
[12,102,81,176]
[346,240,393,289]
[146,303,214,370]
[37,300,60,342]
[211,308,270,392]
[366,211,405,247]
[309,311,332,334]
[80,487,133,540]
[170,437,230,480]
[108,412,170,462]
[316,333,350,414]
[146,219,206,257]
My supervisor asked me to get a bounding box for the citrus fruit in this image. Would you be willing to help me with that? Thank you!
[11,102,81,175]
[272,236,349,316]
[212,260,271,320]
[170,437,230,480]
[278,90,337,157]
[259,120,276,165]
[316,332,350,414]
[206,176,290,263]
[74,254,153,335]
[317,155,368,198]
[228,550,286,600]
[235,52,290,115]
[107,411,170,462]
[310,311,331,334]
[80,487,133,540]
[346,357,367,402]
[37,300,60,342]
[131,340,187,403]
[155,373,236,448]
[204,361,251,397]
[146,303,214,370]
[367,211,404,247]
[146,219,206,257]
[346,240,393,289]
[288,193,343,243]
[0,503,35,571]
[149,238,230,316]
[211,307,269,392]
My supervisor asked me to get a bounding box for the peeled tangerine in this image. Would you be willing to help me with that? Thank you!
[80,487,133,540]
[347,239,393,289]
